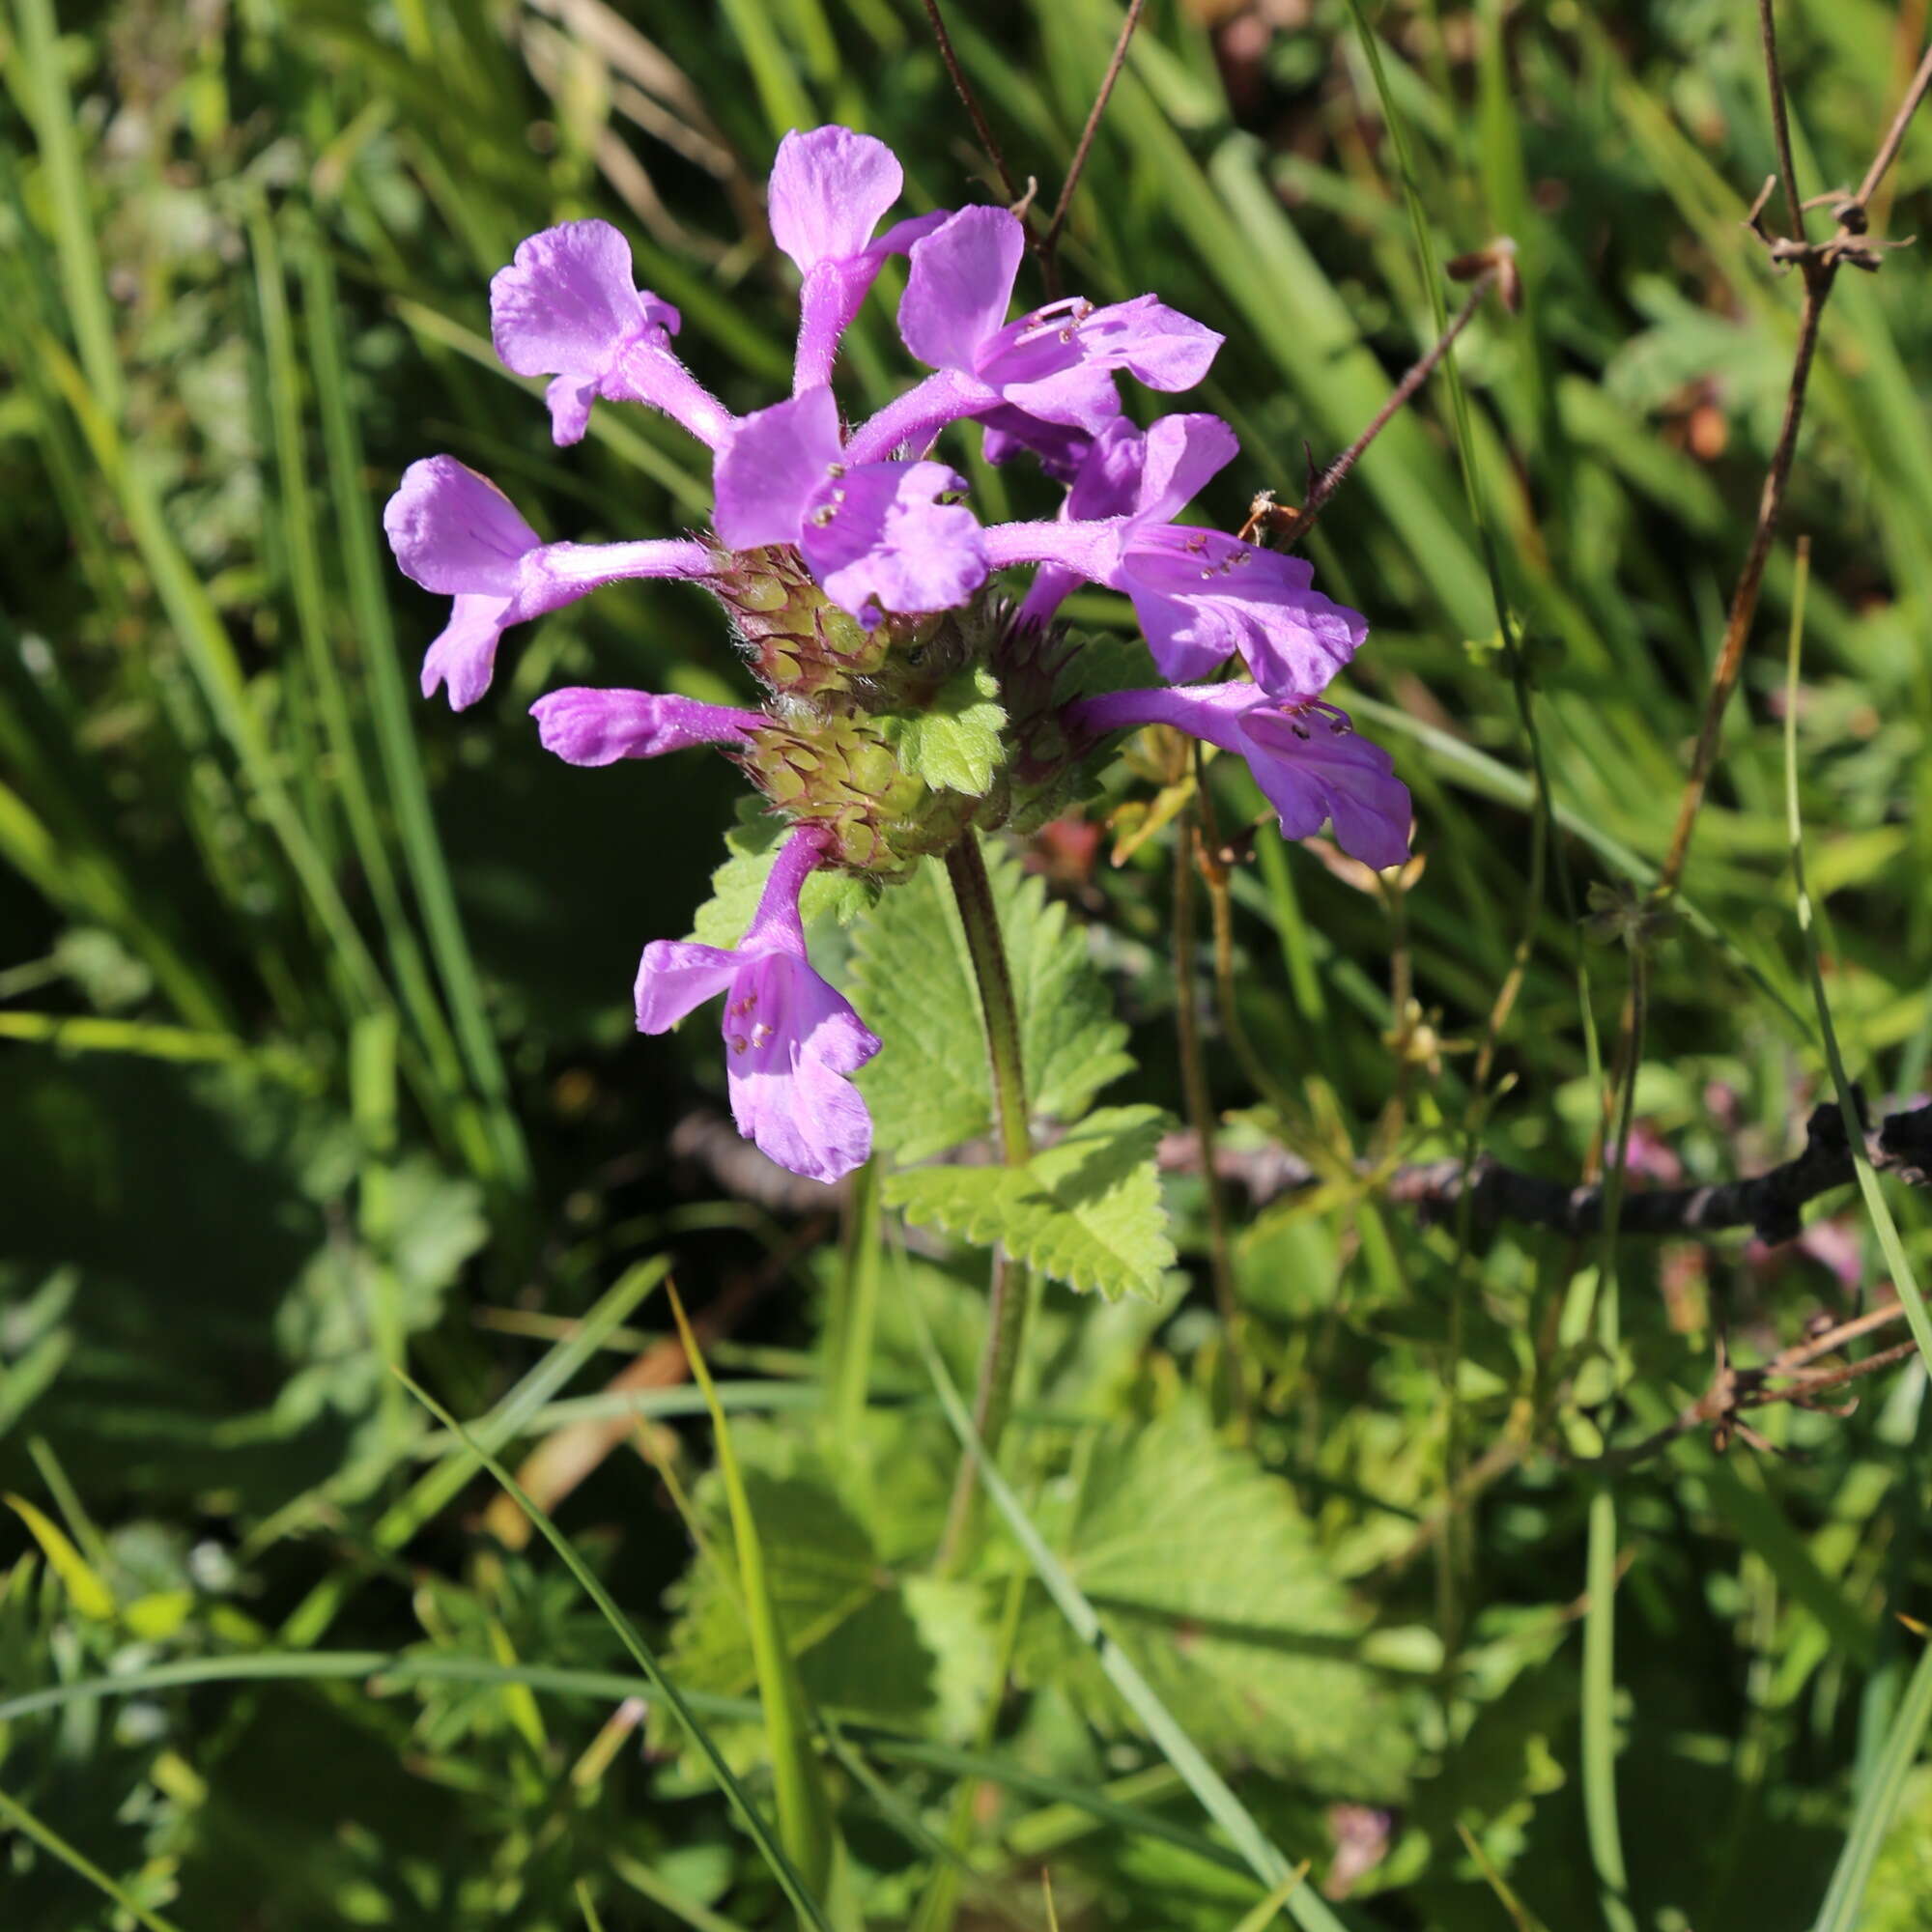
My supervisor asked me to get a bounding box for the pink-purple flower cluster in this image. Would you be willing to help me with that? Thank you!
[384,127,1410,1184]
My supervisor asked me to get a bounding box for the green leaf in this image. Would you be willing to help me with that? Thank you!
[885,1106,1175,1300]
[880,663,1007,797]
[1855,1762,1932,1932]
[5,1492,116,1620]
[663,1418,996,1741]
[1014,1397,1414,1798]
[852,841,1132,1161]
[688,796,876,947]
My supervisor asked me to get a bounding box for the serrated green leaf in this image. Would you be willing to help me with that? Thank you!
[881,663,1007,796]
[884,1105,1175,1300]
[688,796,876,947]
[1016,1397,1414,1798]
[852,841,1132,1160]
[662,1418,995,1741]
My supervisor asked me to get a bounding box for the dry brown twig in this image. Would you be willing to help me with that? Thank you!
[1185,1093,1932,1245]
[1657,24,1932,895]
[1240,242,1520,552]
[1584,1299,1920,1471]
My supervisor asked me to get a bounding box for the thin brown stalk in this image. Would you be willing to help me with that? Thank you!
[1242,263,1501,552]
[1173,811,1248,1431]
[1039,0,1148,270]
[919,0,1022,203]
[1659,41,1932,892]
[1756,0,1805,240]
[1857,38,1932,206]
[1657,280,1825,894]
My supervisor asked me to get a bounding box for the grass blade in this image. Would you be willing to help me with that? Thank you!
[667,1280,839,1910]
[895,1256,1348,1932]
[1811,1635,1932,1932]
[0,1782,185,1932]
[295,228,533,1194]
[1782,542,1932,1370]
[392,1368,837,1932]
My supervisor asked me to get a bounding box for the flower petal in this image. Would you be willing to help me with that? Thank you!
[801,459,987,623]
[1238,708,1413,869]
[530,689,764,766]
[490,219,676,381]
[1077,295,1223,390]
[898,206,1025,372]
[1131,412,1238,526]
[634,940,741,1034]
[384,457,539,597]
[420,594,516,710]
[979,406,1096,483]
[1121,527,1364,696]
[724,952,880,1182]
[997,362,1123,435]
[712,386,845,551]
[769,126,903,271]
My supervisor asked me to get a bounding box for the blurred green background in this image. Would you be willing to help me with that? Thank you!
[6,0,1932,1926]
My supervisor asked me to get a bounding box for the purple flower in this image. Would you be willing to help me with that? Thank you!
[712,385,986,626]
[531,688,766,766]
[985,413,1366,697]
[490,220,734,448]
[770,125,951,394]
[635,826,880,1182]
[843,207,1223,464]
[384,456,715,708]
[1069,682,1411,870]
[979,408,1097,483]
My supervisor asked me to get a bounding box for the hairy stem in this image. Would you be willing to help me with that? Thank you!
[937,831,1033,1570]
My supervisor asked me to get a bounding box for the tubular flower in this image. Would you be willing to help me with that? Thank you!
[1069,682,1412,871]
[384,123,1410,1180]
[491,219,734,447]
[384,456,715,709]
[712,386,987,627]
[636,827,880,1183]
[842,206,1224,464]
[770,125,950,393]
[530,688,767,766]
[986,413,1367,697]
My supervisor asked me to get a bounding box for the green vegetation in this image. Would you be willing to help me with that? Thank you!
[6,0,1932,1925]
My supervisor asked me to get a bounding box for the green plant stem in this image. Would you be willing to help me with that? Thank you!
[1580,938,1647,1932]
[937,831,1034,1570]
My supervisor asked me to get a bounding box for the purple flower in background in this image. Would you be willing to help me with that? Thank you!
[770,125,951,393]
[844,206,1223,463]
[491,220,735,447]
[713,386,987,625]
[384,456,715,708]
[1069,682,1411,870]
[531,688,766,766]
[986,413,1366,696]
[635,826,880,1182]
